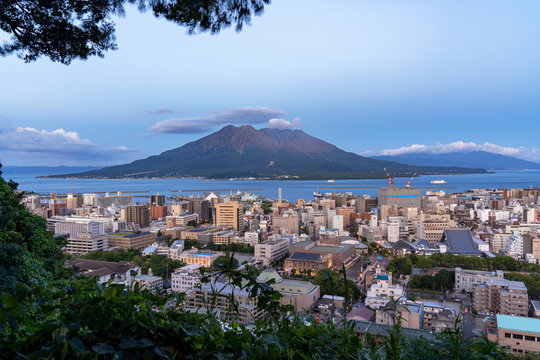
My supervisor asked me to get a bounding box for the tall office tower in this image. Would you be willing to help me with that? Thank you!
[124,204,150,228]
[189,199,210,222]
[66,193,83,210]
[150,194,166,207]
[49,193,67,216]
[214,201,243,231]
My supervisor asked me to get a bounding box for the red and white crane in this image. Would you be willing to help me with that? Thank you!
[406,171,418,189]
[382,165,394,188]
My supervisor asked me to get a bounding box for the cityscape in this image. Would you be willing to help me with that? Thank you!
[2,0,540,359]
[17,178,540,356]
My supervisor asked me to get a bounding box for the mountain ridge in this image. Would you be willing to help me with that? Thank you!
[47,125,487,179]
[372,151,540,170]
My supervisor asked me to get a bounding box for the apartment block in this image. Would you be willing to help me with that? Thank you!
[184,282,265,324]
[64,232,108,255]
[454,267,504,292]
[171,264,203,294]
[485,315,540,355]
[254,238,290,266]
[473,279,528,317]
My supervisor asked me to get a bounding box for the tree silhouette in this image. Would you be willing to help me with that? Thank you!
[0,0,270,64]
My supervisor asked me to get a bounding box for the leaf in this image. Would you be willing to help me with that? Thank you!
[119,338,140,349]
[154,346,173,358]
[69,337,86,353]
[92,343,115,354]
[2,295,17,309]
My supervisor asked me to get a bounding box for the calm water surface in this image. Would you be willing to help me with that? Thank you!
[2,170,539,201]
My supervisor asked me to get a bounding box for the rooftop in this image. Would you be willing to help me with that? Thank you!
[443,228,482,255]
[497,314,540,334]
[289,252,323,262]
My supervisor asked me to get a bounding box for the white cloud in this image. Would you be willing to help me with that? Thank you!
[149,107,287,133]
[0,126,134,163]
[268,117,302,130]
[375,141,540,162]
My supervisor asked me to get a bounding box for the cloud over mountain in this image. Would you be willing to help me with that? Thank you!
[149,107,288,134]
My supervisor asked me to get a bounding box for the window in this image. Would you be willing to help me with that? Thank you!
[505,333,511,338]
[525,335,535,341]
[513,334,523,340]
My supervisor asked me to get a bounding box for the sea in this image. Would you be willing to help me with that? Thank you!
[2,169,540,202]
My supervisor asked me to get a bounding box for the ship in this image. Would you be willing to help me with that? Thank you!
[327,179,335,183]
[313,192,323,197]
[430,179,447,184]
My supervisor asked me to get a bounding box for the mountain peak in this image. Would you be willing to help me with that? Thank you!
[53,125,487,179]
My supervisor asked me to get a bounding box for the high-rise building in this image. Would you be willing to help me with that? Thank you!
[473,279,528,317]
[150,194,166,207]
[64,232,108,255]
[189,199,210,222]
[54,218,104,238]
[66,194,83,210]
[378,188,421,209]
[123,205,150,228]
[49,193,67,216]
[150,205,167,220]
[214,201,243,231]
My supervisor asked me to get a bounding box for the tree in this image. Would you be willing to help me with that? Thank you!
[0,0,270,64]
[212,254,239,271]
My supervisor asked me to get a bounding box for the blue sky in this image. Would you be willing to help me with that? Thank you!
[1,0,540,166]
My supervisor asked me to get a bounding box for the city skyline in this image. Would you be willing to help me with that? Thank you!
[2,0,540,166]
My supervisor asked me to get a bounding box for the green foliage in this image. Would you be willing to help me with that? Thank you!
[408,270,454,292]
[414,253,540,273]
[212,254,240,271]
[184,238,201,250]
[261,200,273,214]
[206,242,255,254]
[387,257,413,276]
[507,272,540,300]
[0,0,271,64]
[140,254,185,279]
[81,248,141,262]
[0,165,68,292]
[315,269,360,301]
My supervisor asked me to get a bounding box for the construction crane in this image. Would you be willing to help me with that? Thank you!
[382,165,394,188]
[405,171,418,189]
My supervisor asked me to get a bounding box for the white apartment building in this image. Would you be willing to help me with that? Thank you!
[491,233,511,254]
[387,222,400,243]
[134,273,163,294]
[244,232,259,246]
[254,237,290,266]
[365,272,404,310]
[454,267,504,292]
[55,218,104,238]
[64,232,108,255]
[171,263,203,294]
[506,231,524,258]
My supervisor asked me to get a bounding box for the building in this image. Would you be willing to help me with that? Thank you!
[484,314,540,355]
[376,300,422,329]
[254,238,290,266]
[214,201,243,231]
[66,194,83,209]
[177,248,223,268]
[416,214,455,243]
[273,213,299,234]
[505,231,524,258]
[166,214,199,227]
[441,228,485,256]
[150,205,167,220]
[134,273,163,294]
[67,259,140,285]
[54,218,104,238]
[365,272,405,310]
[184,282,265,324]
[378,187,421,209]
[473,279,528,316]
[256,269,320,312]
[189,199,210,222]
[95,193,133,208]
[150,194,165,207]
[123,205,150,228]
[171,263,204,294]
[284,252,331,274]
[454,267,505,292]
[212,230,236,245]
[107,231,157,250]
[64,232,108,255]
[288,240,356,268]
